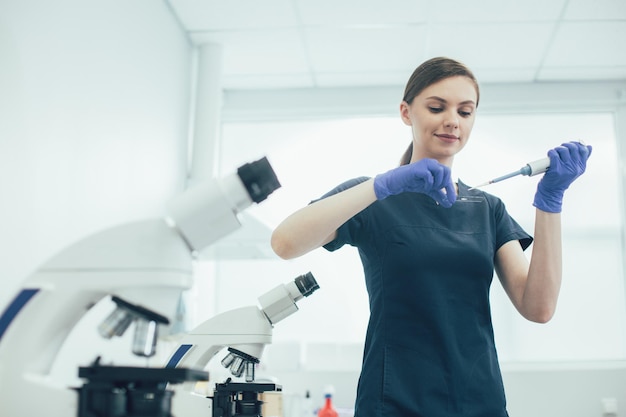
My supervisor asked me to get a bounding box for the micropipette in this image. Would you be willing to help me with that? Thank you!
[469,157,550,190]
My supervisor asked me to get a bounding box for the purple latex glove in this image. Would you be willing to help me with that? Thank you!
[533,141,592,213]
[374,158,456,207]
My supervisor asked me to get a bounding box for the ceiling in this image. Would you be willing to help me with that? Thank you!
[166,0,626,91]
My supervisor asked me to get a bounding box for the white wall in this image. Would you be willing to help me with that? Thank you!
[0,0,192,310]
[213,82,626,417]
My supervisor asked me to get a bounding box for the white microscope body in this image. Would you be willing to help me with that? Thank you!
[167,273,320,417]
[0,157,280,417]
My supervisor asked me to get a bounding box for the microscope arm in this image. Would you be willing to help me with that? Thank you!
[166,272,319,416]
[167,273,318,376]
[166,306,274,417]
[0,219,192,417]
[167,272,319,375]
[166,306,273,371]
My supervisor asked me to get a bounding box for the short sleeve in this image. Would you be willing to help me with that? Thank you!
[492,196,533,251]
[308,176,371,252]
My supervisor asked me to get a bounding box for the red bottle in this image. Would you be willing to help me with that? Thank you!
[317,393,338,417]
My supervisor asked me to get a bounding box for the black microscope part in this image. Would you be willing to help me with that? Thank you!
[212,380,282,417]
[237,156,282,203]
[111,295,170,324]
[294,272,320,297]
[76,361,208,417]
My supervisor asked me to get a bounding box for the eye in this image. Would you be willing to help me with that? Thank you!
[429,106,443,113]
[459,110,473,117]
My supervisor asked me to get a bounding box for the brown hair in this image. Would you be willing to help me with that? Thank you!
[399,57,480,165]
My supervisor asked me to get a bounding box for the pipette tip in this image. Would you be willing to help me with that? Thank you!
[467,181,491,191]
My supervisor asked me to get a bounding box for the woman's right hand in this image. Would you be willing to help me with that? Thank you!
[373,158,457,207]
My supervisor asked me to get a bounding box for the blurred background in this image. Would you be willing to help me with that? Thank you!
[0,1,624,416]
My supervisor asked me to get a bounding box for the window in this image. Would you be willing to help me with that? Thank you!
[207,111,625,363]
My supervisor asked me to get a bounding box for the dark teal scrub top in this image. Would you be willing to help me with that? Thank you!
[318,178,532,417]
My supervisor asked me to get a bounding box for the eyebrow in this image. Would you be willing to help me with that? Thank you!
[425,96,476,106]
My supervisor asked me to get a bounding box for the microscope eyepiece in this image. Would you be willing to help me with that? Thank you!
[237,156,281,203]
[259,272,321,325]
[294,272,320,297]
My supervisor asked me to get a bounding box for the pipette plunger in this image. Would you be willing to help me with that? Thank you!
[469,157,550,190]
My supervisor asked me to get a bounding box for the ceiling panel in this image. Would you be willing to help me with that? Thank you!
[304,25,429,73]
[315,70,410,88]
[191,28,309,75]
[471,67,538,84]
[544,22,626,67]
[537,66,626,82]
[427,22,554,71]
[428,0,567,22]
[295,0,430,26]
[564,0,626,20]
[167,0,626,90]
[170,0,298,30]
[221,72,315,90]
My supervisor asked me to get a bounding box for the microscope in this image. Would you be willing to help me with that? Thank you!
[166,272,320,417]
[0,157,281,417]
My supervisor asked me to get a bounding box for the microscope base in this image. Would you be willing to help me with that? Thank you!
[77,362,209,417]
[212,380,282,417]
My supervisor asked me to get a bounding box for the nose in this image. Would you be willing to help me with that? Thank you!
[445,113,459,129]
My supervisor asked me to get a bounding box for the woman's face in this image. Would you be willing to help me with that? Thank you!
[400,75,478,166]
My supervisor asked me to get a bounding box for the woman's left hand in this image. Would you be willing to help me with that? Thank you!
[533,141,592,213]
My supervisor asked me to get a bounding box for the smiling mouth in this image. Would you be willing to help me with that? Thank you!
[435,134,459,141]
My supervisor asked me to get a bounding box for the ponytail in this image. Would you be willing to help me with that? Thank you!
[400,142,413,166]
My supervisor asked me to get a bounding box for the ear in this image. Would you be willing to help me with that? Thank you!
[399,101,412,126]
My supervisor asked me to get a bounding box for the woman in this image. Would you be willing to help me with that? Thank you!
[270,57,591,417]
